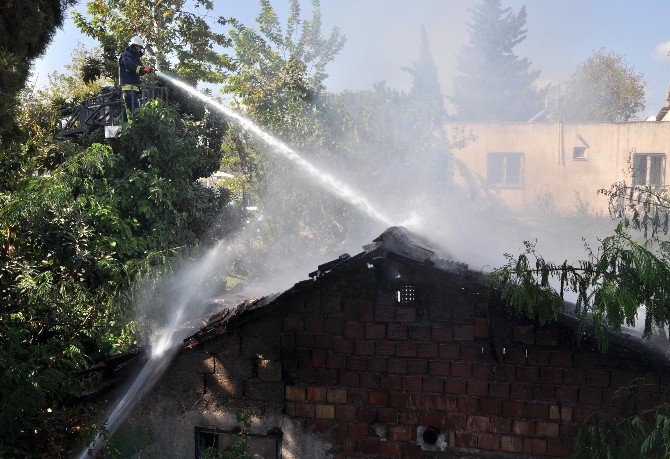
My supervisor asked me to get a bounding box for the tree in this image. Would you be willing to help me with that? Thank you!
[0,0,77,140]
[563,49,646,122]
[450,0,544,121]
[73,0,232,84]
[0,102,237,456]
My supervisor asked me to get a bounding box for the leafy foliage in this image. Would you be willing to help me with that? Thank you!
[0,102,237,456]
[0,0,77,140]
[202,411,253,459]
[563,48,646,122]
[73,0,232,83]
[450,0,544,121]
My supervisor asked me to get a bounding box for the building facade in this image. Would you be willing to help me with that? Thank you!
[446,122,670,214]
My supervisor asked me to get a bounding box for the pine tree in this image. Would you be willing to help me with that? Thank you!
[450,0,544,121]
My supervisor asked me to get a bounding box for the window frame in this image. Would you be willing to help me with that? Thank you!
[632,153,666,187]
[573,146,588,161]
[487,152,525,188]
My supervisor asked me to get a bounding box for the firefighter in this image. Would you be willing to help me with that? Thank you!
[118,35,155,118]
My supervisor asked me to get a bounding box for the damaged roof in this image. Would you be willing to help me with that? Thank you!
[183,226,670,374]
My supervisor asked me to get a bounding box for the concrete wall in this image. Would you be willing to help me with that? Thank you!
[447,122,670,214]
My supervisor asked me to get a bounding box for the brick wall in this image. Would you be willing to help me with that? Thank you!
[281,259,670,458]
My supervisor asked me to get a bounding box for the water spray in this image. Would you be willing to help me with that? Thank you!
[155,71,395,227]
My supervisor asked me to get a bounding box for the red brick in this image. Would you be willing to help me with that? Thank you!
[489,417,511,434]
[355,340,375,356]
[382,375,402,391]
[474,317,490,338]
[357,438,379,454]
[375,341,396,356]
[327,354,347,370]
[513,325,535,344]
[378,441,402,457]
[526,402,549,420]
[535,385,555,401]
[395,306,416,323]
[422,411,443,427]
[367,357,386,372]
[344,322,364,338]
[312,350,326,368]
[505,349,526,365]
[564,369,586,385]
[347,356,366,371]
[429,360,450,376]
[387,324,408,340]
[467,415,489,431]
[324,317,344,334]
[365,324,386,339]
[305,314,324,333]
[413,393,433,409]
[360,373,381,388]
[417,343,438,358]
[401,444,422,459]
[295,403,315,418]
[408,326,430,340]
[423,378,444,393]
[374,304,394,322]
[524,438,547,455]
[501,436,522,453]
[306,386,326,401]
[527,350,549,366]
[587,370,610,388]
[397,342,418,357]
[454,326,474,341]
[445,379,467,394]
[402,375,422,391]
[489,382,510,398]
[540,367,562,384]
[510,383,533,399]
[431,326,453,342]
[579,388,602,405]
[378,408,398,423]
[369,391,389,405]
[536,422,560,438]
[547,439,570,457]
[347,423,368,438]
[357,407,377,422]
[461,346,485,360]
[317,369,338,385]
[478,433,500,451]
[574,353,597,368]
[439,344,461,359]
[332,338,354,355]
[479,399,502,416]
[451,361,472,377]
[339,371,359,386]
[611,372,635,389]
[556,387,578,403]
[502,400,525,417]
[472,363,493,379]
[550,351,572,367]
[388,425,412,442]
[455,431,477,448]
[435,395,457,411]
[390,391,409,408]
[513,420,535,436]
[327,388,347,404]
[387,359,408,374]
[516,365,539,382]
[444,412,464,430]
[467,380,488,396]
[399,409,420,424]
[457,396,479,413]
[408,359,428,374]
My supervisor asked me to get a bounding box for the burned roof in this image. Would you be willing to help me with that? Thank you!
[184,226,469,346]
[183,226,670,373]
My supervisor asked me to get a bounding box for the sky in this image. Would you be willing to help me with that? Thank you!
[32,0,670,119]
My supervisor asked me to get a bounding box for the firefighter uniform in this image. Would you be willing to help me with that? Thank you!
[118,45,146,117]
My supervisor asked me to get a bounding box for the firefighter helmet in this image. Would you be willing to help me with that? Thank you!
[128,36,145,48]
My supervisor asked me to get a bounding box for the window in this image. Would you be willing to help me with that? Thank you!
[573,146,588,160]
[633,153,666,187]
[487,153,524,187]
[195,429,218,459]
[195,427,282,459]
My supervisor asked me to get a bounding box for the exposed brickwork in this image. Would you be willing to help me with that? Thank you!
[166,255,670,458]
